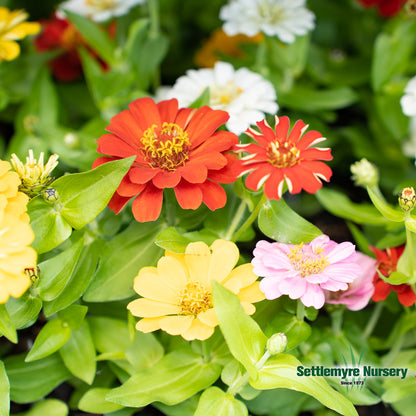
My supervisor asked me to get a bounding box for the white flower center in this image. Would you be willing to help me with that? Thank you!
[85,0,117,11]
[210,81,243,107]
[258,2,285,24]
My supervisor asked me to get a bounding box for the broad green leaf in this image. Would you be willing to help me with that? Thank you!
[106,348,221,407]
[43,240,103,316]
[53,157,135,230]
[88,316,131,353]
[250,354,358,416]
[25,319,72,362]
[79,388,124,413]
[259,198,322,244]
[194,387,248,416]
[27,197,72,254]
[84,221,163,301]
[316,188,389,225]
[15,399,68,416]
[0,304,17,343]
[213,282,267,379]
[57,304,88,330]
[382,378,416,403]
[190,87,210,108]
[37,237,84,301]
[0,361,9,416]
[5,294,42,330]
[4,353,70,404]
[154,396,200,416]
[59,320,96,384]
[64,11,116,65]
[367,187,404,222]
[155,227,192,253]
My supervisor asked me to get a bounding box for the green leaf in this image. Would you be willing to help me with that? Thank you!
[0,304,17,343]
[57,304,88,330]
[79,388,124,413]
[53,156,135,230]
[250,354,358,416]
[15,399,68,416]
[64,11,116,65]
[258,199,322,244]
[155,227,192,253]
[84,221,163,301]
[0,362,9,416]
[27,197,72,254]
[382,378,416,403]
[367,187,404,222]
[315,188,389,225]
[189,87,210,108]
[59,320,96,384]
[106,348,221,407]
[25,319,72,362]
[5,294,42,330]
[37,237,84,301]
[4,353,70,404]
[43,240,103,316]
[213,282,267,379]
[194,387,248,416]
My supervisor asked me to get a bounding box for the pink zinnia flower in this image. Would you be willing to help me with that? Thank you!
[325,252,376,311]
[252,235,361,309]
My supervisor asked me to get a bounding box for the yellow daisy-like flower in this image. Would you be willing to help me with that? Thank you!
[127,240,265,341]
[0,7,40,62]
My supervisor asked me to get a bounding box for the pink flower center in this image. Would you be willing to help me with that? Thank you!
[267,140,300,168]
[286,244,330,277]
[178,281,212,315]
[140,122,190,171]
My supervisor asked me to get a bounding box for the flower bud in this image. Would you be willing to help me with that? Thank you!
[350,158,379,188]
[399,187,416,212]
[42,187,59,203]
[266,333,287,355]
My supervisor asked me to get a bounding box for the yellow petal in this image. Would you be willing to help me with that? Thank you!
[136,317,161,333]
[197,308,218,327]
[237,282,265,303]
[2,21,40,40]
[159,315,193,335]
[207,240,239,284]
[223,263,258,293]
[4,271,30,298]
[127,298,181,318]
[182,318,215,341]
[241,302,256,315]
[0,40,20,61]
[157,255,189,289]
[0,247,37,274]
[185,242,211,286]
[0,283,10,303]
[133,268,179,304]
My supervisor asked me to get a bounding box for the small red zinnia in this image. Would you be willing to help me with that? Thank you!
[233,116,333,200]
[93,97,238,222]
[356,0,406,17]
[371,245,416,307]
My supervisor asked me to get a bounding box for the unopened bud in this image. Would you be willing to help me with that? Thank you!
[266,333,287,355]
[350,158,379,188]
[42,187,59,203]
[399,187,416,212]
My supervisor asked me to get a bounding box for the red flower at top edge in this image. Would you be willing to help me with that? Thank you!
[356,0,407,17]
[92,97,239,222]
[232,116,333,200]
[370,245,416,306]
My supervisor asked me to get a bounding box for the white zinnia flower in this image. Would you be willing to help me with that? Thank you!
[401,76,416,117]
[220,0,315,44]
[164,61,278,135]
[59,0,145,22]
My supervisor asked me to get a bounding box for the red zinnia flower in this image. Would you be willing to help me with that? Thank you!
[233,116,332,200]
[356,0,406,17]
[371,245,416,306]
[92,97,238,222]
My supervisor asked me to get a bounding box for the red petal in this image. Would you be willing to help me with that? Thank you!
[97,134,138,158]
[118,175,146,197]
[372,280,391,301]
[180,164,208,183]
[129,167,157,184]
[263,170,284,199]
[208,153,238,183]
[300,161,333,182]
[297,130,325,150]
[233,143,266,156]
[188,152,227,170]
[192,131,238,154]
[292,165,323,193]
[129,97,162,133]
[152,170,181,188]
[201,180,227,210]
[106,109,143,143]
[301,148,333,161]
[131,184,164,222]
[108,192,132,214]
[287,119,307,144]
[174,107,194,128]
[282,168,302,194]
[397,287,416,307]
[174,181,203,209]
[274,116,290,141]
[245,165,272,191]
[255,119,276,144]
[157,99,179,123]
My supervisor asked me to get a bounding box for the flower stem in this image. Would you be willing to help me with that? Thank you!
[405,215,415,275]
[331,308,344,336]
[224,200,247,241]
[232,193,268,241]
[296,300,305,321]
[383,334,405,367]
[363,302,383,338]
[254,38,268,77]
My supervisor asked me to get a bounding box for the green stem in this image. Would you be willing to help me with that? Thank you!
[164,189,177,227]
[254,38,268,76]
[331,308,344,336]
[405,216,414,274]
[296,300,305,321]
[383,334,405,367]
[232,193,268,241]
[224,200,247,241]
[363,302,383,338]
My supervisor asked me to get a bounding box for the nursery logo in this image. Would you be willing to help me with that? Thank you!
[296,347,408,390]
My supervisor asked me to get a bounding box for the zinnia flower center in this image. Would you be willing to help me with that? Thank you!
[179,281,212,315]
[258,3,284,24]
[287,244,330,277]
[140,122,190,171]
[210,82,243,106]
[85,0,117,11]
[267,140,300,168]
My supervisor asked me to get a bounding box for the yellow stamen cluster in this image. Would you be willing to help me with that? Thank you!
[85,0,116,11]
[210,82,243,106]
[267,140,300,168]
[287,244,329,277]
[140,122,190,171]
[179,281,212,315]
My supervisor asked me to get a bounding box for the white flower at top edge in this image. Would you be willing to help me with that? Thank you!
[219,0,315,44]
[59,0,145,22]
[163,61,278,135]
[401,76,416,117]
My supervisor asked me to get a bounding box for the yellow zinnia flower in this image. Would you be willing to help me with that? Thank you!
[128,240,265,341]
[0,7,40,62]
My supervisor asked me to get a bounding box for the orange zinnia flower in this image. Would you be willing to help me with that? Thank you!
[233,116,333,199]
[93,97,238,222]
